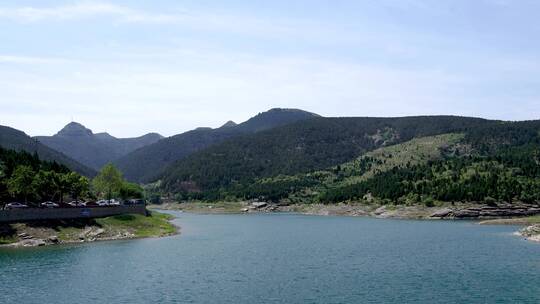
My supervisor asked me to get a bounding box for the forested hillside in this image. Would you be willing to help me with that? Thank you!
[159,119,540,205]
[114,108,319,182]
[160,115,494,200]
[0,125,95,176]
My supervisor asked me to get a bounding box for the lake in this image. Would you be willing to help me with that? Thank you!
[1,212,539,303]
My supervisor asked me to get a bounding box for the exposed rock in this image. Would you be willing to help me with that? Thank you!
[88,228,105,238]
[520,224,540,237]
[78,227,92,239]
[251,202,268,209]
[452,209,480,218]
[21,239,46,247]
[48,235,59,243]
[241,208,249,212]
[373,206,387,216]
[267,205,278,211]
[519,224,540,242]
[430,208,453,218]
[451,204,540,218]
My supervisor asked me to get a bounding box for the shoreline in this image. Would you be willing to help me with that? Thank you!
[150,202,540,243]
[0,211,179,249]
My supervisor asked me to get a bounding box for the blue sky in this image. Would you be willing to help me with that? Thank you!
[0,0,539,137]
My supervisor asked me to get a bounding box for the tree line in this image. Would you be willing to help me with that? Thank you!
[0,148,143,206]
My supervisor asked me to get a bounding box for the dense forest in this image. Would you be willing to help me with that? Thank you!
[114,108,319,182]
[0,147,83,204]
[161,118,540,205]
[0,148,143,206]
[160,116,491,197]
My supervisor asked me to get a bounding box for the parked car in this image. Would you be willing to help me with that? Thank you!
[67,200,86,207]
[41,201,59,208]
[108,199,121,206]
[96,200,109,206]
[125,199,145,205]
[85,201,98,207]
[5,202,29,209]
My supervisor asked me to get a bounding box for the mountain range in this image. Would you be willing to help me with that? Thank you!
[1,108,319,180]
[2,108,539,205]
[34,122,163,170]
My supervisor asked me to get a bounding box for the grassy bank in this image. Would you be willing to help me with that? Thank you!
[96,212,177,238]
[0,211,178,247]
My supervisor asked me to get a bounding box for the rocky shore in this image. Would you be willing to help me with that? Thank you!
[0,212,178,248]
[427,203,540,219]
[518,224,540,242]
[153,201,540,220]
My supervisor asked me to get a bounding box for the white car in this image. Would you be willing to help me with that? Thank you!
[5,202,29,209]
[68,201,86,207]
[96,200,109,206]
[108,199,121,206]
[41,201,59,208]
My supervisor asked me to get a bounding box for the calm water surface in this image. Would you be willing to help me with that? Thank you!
[1,212,539,303]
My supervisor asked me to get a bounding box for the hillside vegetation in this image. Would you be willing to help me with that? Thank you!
[0,147,88,205]
[272,120,540,205]
[199,133,464,203]
[114,108,319,182]
[160,116,493,200]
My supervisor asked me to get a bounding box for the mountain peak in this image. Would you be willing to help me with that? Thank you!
[56,122,93,137]
[238,108,320,133]
[220,120,237,128]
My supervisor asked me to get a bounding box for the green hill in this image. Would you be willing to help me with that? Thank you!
[160,115,493,200]
[225,133,464,203]
[114,108,320,183]
[0,125,95,177]
[159,118,540,206]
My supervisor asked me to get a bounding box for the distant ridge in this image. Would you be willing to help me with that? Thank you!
[114,108,319,182]
[35,122,163,170]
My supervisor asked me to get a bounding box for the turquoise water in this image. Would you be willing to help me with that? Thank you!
[1,212,539,303]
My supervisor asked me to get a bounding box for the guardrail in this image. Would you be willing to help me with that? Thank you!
[0,205,147,223]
